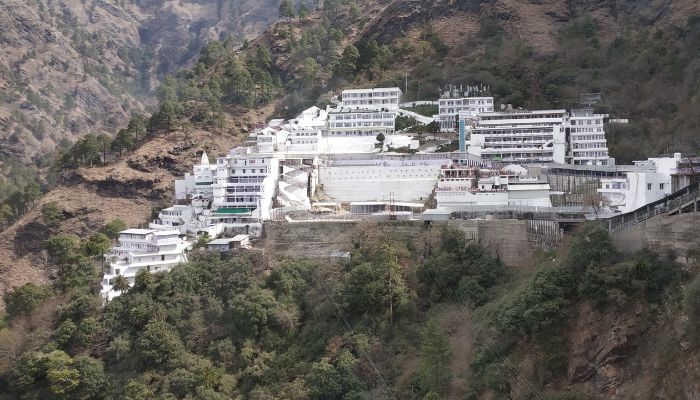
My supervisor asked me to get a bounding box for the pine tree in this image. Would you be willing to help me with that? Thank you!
[279,0,295,20]
[420,321,452,393]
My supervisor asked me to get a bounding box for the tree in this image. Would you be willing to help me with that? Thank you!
[45,350,81,396]
[111,129,134,156]
[298,3,310,18]
[23,180,42,207]
[426,121,440,134]
[41,201,63,227]
[279,0,295,20]
[0,203,14,228]
[101,219,127,239]
[75,134,101,166]
[342,244,409,324]
[45,233,80,266]
[337,45,359,77]
[565,222,616,275]
[83,233,111,258]
[136,320,186,367]
[583,192,611,217]
[123,380,153,400]
[256,45,272,70]
[96,133,112,164]
[127,114,148,144]
[74,357,106,399]
[6,190,26,215]
[112,275,131,294]
[420,321,452,393]
[376,133,386,145]
[4,283,51,318]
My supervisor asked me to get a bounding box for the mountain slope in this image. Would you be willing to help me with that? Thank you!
[0,0,283,163]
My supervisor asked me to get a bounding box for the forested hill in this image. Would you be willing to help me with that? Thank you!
[1,222,699,399]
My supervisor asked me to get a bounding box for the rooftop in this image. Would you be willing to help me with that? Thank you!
[120,228,155,235]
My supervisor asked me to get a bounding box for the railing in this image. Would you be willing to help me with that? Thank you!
[603,182,700,232]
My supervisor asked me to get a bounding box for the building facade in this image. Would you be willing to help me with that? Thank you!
[467,109,613,166]
[437,85,494,132]
[468,110,569,164]
[568,109,610,166]
[340,87,402,109]
[101,229,190,300]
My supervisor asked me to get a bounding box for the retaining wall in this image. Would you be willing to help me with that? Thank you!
[611,212,699,264]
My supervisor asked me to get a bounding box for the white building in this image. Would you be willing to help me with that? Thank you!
[325,87,403,138]
[339,87,402,110]
[172,147,280,237]
[568,109,610,166]
[466,109,613,166]
[437,85,494,132]
[210,147,280,226]
[101,229,190,301]
[468,109,569,164]
[598,153,682,213]
[174,152,217,201]
[149,205,194,234]
[326,107,397,137]
[435,165,555,210]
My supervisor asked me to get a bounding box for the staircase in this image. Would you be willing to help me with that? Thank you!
[603,182,699,232]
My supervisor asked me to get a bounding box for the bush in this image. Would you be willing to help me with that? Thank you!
[41,201,64,227]
[493,265,575,336]
[4,283,51,318]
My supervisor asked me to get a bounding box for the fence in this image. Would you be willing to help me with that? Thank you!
[602,182,700,232]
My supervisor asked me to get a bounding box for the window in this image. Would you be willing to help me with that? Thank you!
[647,183,652,190]
[659,183,665,190]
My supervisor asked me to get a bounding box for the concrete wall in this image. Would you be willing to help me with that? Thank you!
[611,212,699,264]
[263,219,537,268]
[318,164,440,202]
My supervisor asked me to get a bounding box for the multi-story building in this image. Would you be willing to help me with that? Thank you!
[437,85,494,132]
[211,147,280,223]
[597,153,688,213]
[325,87,403,137]
[466,109,613,166]
[101,229,190,300]
[339,87,402,109]
[568,109,610,166]
[468,109,569,164]
[172,147,280,237]
[326,107,397,137]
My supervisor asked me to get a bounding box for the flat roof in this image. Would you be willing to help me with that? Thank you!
[120,229,155,235]
[207,238,235,245]
[153,230,181,236]
[208,235,249,245]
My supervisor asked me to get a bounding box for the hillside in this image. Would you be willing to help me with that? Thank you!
[0,0,284,163]
[257,0,700,161]
[0,1,699,399]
